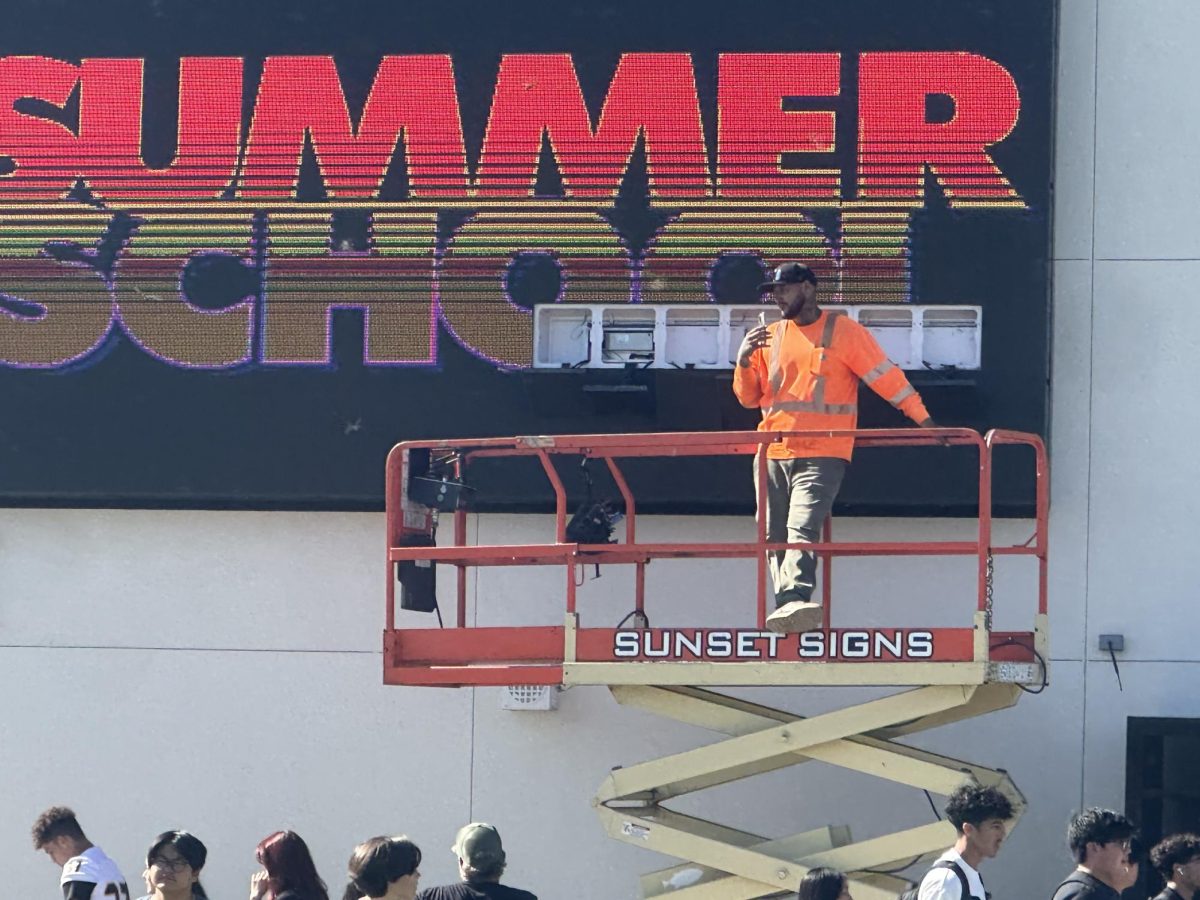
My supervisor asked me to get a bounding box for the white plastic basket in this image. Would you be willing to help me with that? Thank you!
[500,684,559,711]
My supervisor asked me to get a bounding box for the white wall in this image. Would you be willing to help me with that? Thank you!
[2,509,1056,900]
[1056,0,1200,781]
[1051,0,1200,871]
[7,2,1200,898]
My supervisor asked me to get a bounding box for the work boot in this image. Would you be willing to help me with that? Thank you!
[765,600,824,634]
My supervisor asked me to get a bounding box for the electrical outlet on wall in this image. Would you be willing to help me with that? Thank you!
[1098,634,1125,653]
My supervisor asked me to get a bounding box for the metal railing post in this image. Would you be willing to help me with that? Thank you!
[454,457,468,628]
[756,447,770,629]
[605,457,646,619]
[821,515,833,627]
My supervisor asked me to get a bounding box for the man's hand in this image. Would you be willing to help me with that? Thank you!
[737,324,771,367]
[917,416,952,446]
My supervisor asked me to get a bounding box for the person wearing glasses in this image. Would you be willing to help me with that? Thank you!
[137,831,209,900]
[250,831,330,900]
[734,261,936,634]
[1150,834,1200,900]
[1051,809,1140,900]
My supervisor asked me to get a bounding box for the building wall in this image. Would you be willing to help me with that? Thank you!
[4,2,1199,898]
[1050,0,1200,837]
[3,510,1053,900]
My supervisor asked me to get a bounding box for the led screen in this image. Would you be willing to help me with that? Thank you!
[0,0,1053,511]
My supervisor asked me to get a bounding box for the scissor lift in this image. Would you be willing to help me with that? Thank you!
[383,428,1048,900]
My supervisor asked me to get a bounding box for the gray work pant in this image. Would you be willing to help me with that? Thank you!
[754,456,847,606]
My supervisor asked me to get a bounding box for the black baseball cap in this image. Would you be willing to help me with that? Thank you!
[758,262,818,291]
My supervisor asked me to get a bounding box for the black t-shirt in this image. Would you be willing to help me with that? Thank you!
[418,882,537,900]
[1153,888,1185,900]
[1052,871,1122,900]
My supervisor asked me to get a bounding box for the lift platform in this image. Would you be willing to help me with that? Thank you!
[383,427,1048,899]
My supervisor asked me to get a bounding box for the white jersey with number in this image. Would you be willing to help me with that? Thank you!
[61,846,129,900]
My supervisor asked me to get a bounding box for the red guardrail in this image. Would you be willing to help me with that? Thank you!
[384,428,1048,636]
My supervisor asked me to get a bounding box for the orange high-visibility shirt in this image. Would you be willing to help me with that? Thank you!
[732,311,930,460]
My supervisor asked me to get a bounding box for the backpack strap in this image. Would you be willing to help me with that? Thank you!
[910,859,980,900]
[1051,874,1088,900]
[938,860,975,900]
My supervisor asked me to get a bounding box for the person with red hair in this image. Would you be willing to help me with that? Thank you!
[250,831,330,900]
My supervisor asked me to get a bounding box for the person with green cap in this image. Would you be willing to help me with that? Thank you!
[416,824,536,900]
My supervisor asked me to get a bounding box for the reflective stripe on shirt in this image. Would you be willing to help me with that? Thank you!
[862,359,896,385]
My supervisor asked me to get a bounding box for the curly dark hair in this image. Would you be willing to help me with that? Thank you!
[1150,833,1200,880]
[944,784,1014,834]
[1067,808,1136,863]
[31,807,86,849]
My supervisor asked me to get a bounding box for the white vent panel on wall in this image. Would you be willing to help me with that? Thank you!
[533,304,982,371]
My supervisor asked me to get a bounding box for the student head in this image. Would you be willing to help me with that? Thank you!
[1151,833,1200,896]
[1068,808,1138,891]
[452,824,506,884]
[342,836,421,900]
[945,784,1014,861]
[31,807,91,866]
[798,867,852,900]
[145,831,208,899]
[257,831,329,900]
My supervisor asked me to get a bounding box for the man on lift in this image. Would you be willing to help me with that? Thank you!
[733,262,936,634]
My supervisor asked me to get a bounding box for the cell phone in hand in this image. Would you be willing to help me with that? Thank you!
[758,311,767,327]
